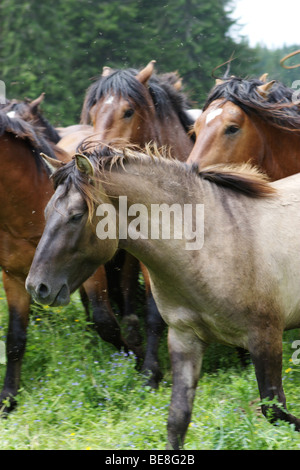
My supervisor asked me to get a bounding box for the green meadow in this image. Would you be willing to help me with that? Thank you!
[0,279,300,451]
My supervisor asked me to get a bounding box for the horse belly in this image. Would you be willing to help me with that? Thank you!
[262,225,300,330]
[278,272,300,330]
[152,289,248,348]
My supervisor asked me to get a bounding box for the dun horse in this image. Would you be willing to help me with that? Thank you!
[70,61,196,386]
[27,146,300,449]
[187,75,300,179]
[0,113,127,413]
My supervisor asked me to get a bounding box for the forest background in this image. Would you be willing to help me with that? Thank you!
[1,0,300,450]
[1,0,300,126]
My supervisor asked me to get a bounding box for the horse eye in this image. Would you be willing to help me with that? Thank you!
[70,213,84,223]
[123,108,134,119]
[225,125,240,135]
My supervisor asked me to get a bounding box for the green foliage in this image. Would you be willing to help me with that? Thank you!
[0,0,256,126]
[0,284,300,449]
[1,0,300,450]
[252,44,300,87]
[1,0,299,127]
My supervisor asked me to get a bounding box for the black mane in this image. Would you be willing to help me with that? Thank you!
[2,98,60,143]
[204,76,300,133]
[0,111,58,171]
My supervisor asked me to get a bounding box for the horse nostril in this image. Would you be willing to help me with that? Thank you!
[37,283,50,299]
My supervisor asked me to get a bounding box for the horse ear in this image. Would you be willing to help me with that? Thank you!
[40,152,65,174]
[215,79,224,86]
[29,92,45,111]
[259,73,268,82]
[257,80,276,97]
[75,154,94,176]
[173,78,182,91]
[102,66,112,77]
[136,60,156,84]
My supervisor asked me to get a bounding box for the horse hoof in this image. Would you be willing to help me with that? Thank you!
[141,367,163,389]
[0,394,17,416]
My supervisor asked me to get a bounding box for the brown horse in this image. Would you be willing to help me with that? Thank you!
[0,113,127,413]
[2,96,124,354]
[81,60,194,159]
[26,146,300,449]
[78,61,196,386]
[3,96,131,363]
[2,93,61,144]
[187,75,300,179]
[1,94,73,164]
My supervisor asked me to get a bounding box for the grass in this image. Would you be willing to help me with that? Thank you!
[0,281,300,450]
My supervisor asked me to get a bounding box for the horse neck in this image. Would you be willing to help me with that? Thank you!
[102,159,183,206]
[0,134,53,237]
[153,111,194,162]
[35,114,60,144]
[100,159,201,269]
[253,117,300,180]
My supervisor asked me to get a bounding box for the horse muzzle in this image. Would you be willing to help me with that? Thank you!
[25,277,71,306]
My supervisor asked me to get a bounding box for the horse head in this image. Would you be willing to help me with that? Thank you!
[187,75,300,179]
[81,61,157,145]
[25,153,118,306]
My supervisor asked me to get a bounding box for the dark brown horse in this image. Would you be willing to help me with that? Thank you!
[0,113,127,413]
[78,61,196,386]
[26,146,300,448]
[187,74,300,179]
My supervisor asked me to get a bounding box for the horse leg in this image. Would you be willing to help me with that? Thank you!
[79,285,92,323]
[167,326,205,449]
[249,328,300,431]
[120,253,144,367]
[0,272,29,413]
[140,264,166,388]
[82,267,128,352]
